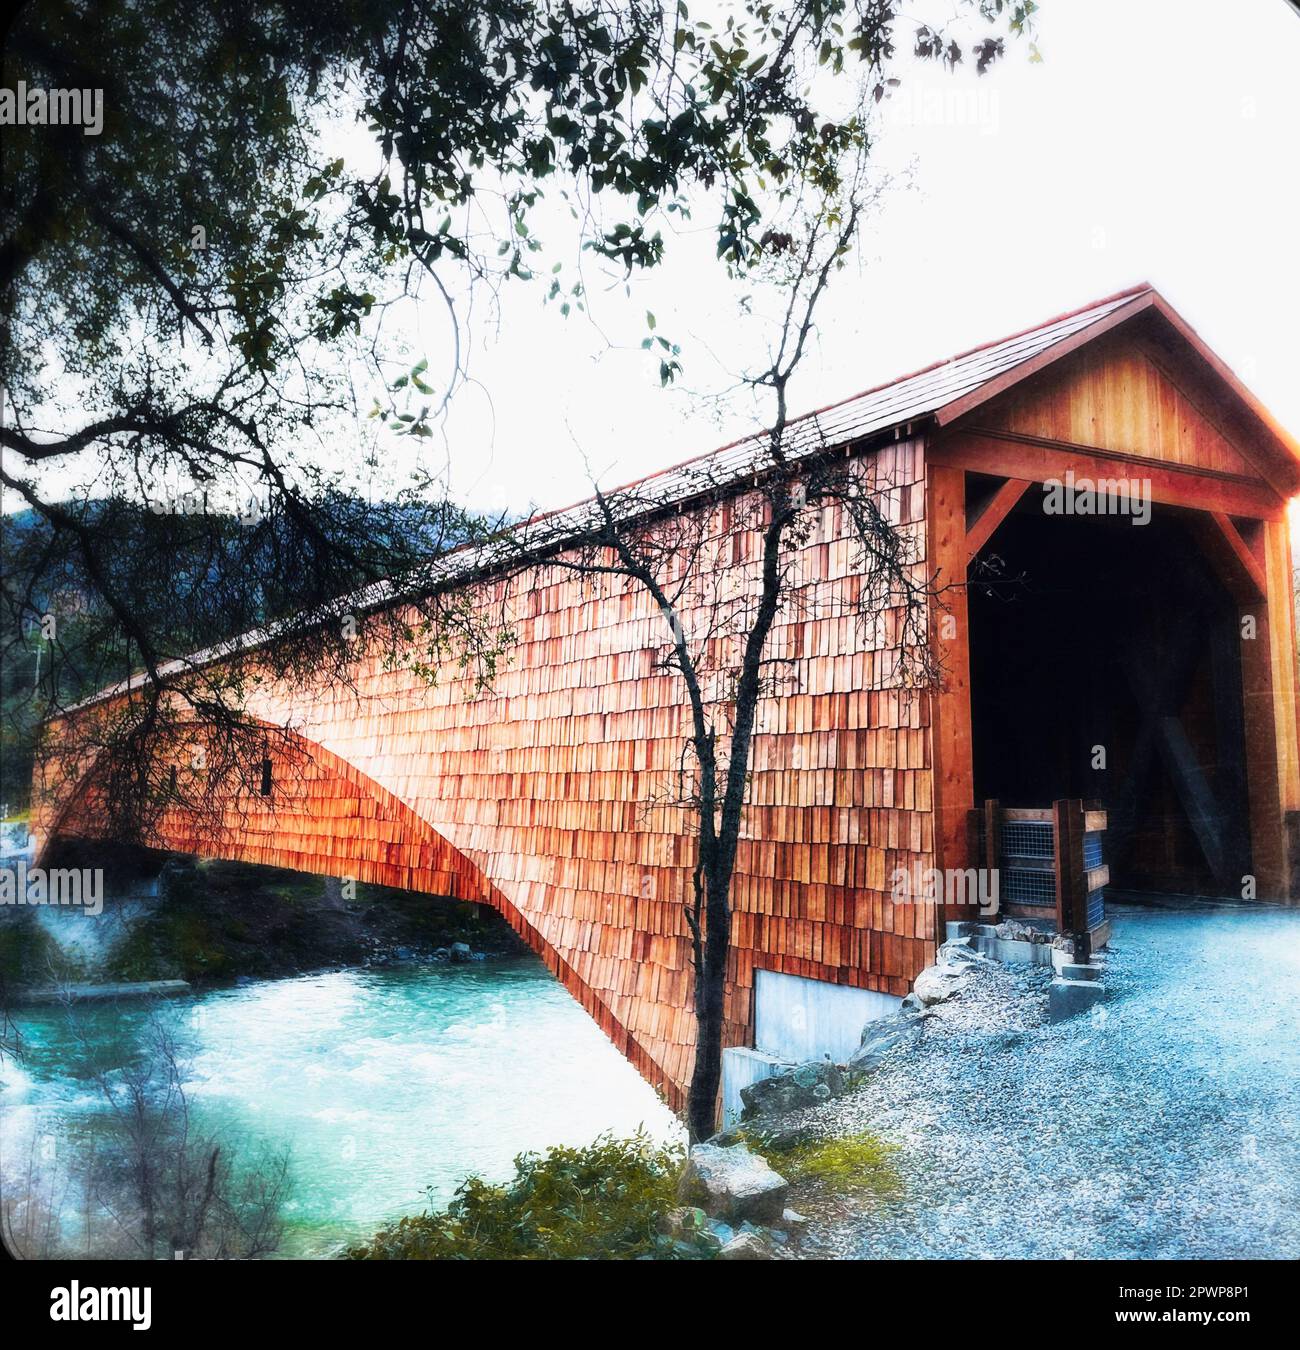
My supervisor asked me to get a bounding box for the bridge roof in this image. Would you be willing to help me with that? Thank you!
[543,280,1300,514]
[66,283,1300,710]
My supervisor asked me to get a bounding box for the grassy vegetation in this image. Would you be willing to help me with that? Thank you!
[752,1131,902,1201]
[344,1133,710,1261]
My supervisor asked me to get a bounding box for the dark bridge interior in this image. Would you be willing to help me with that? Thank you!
[968,496,1251,897]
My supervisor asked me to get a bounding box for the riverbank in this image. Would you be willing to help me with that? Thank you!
[0,850,528,992]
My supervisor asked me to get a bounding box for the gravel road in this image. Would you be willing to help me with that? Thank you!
[792,902,1300,1260]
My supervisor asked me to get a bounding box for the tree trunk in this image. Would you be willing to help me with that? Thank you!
[686,867,733,1141]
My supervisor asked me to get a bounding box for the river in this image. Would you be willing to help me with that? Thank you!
[0,956,682,1257]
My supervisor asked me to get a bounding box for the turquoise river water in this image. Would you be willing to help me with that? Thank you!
[0,956,681,1257]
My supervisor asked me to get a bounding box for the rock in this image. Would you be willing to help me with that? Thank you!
[779,1208,809,1231]
[432,947,450,961]
[157,855,200,903]
[996,919,1050,944]
[449,942,473,963]
[900,991,926,1013]
[849,1012,924,1072]
[741,1060,846,1120]
[677,1143,789,1224]
[912,962,970,1006]
[718,1231,774,1260]
[938,938,988,966]
[394,946,414,962]
[657,1206,727,1254]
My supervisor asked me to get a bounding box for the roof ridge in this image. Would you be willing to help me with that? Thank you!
[523,282,1156,527]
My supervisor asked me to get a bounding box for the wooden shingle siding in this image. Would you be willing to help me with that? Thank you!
[36,438,937,1110]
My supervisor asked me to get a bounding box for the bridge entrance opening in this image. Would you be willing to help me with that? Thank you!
[967,491,1252,898]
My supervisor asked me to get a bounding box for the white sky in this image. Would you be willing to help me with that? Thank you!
[412,0,1300,544]
[7,0,1299,549]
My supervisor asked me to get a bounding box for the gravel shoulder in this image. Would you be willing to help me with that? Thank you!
[782,903,1300,1260]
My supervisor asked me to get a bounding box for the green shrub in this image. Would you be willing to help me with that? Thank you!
[344,1132,706,1260]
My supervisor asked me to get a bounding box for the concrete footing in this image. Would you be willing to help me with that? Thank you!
[14,979,191,1005]
[721,1046,792,1128]
[949,920,1107,1021]
[1048,976,1106,1021]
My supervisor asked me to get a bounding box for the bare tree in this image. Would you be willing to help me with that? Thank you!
[5,0,1035,851]
[74,1010,292,1259]
[469,149,938,1138]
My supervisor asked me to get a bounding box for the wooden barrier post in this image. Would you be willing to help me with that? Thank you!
[983,798,1001,919]
[1052,798,1090,964]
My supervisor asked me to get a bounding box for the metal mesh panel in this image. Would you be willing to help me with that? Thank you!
[1083,831,1104,870]
[1087,888,1105,929]
[1000,820,1054,859]
[1002,868,1056,907]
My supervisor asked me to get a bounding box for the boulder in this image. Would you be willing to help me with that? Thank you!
[912,962,970,1006]
[849,1011,924,1072]
[718,1231,774,1260]
[449,942,473,963]
[740,1060,846,1120]
[677,1143,789,1224]
[157,855,200,904]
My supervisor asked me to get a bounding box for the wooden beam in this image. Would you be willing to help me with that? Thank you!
[966,478,1031,562]
[926,460,976,924]
[1189,512,1268,602]
[930,429,1286,520]
[1155,715,1228,884]
[1263,518,1300,819]
[1052,798,1090,960]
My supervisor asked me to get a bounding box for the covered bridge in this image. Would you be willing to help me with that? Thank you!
[33,284,1300,1109]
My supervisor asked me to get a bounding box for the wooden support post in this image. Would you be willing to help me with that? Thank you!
[1053,798,1090,964]
[983,798,1001,919]
[927,463,977,927]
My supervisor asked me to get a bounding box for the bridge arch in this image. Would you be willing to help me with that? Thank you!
[36,720,679,1109]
